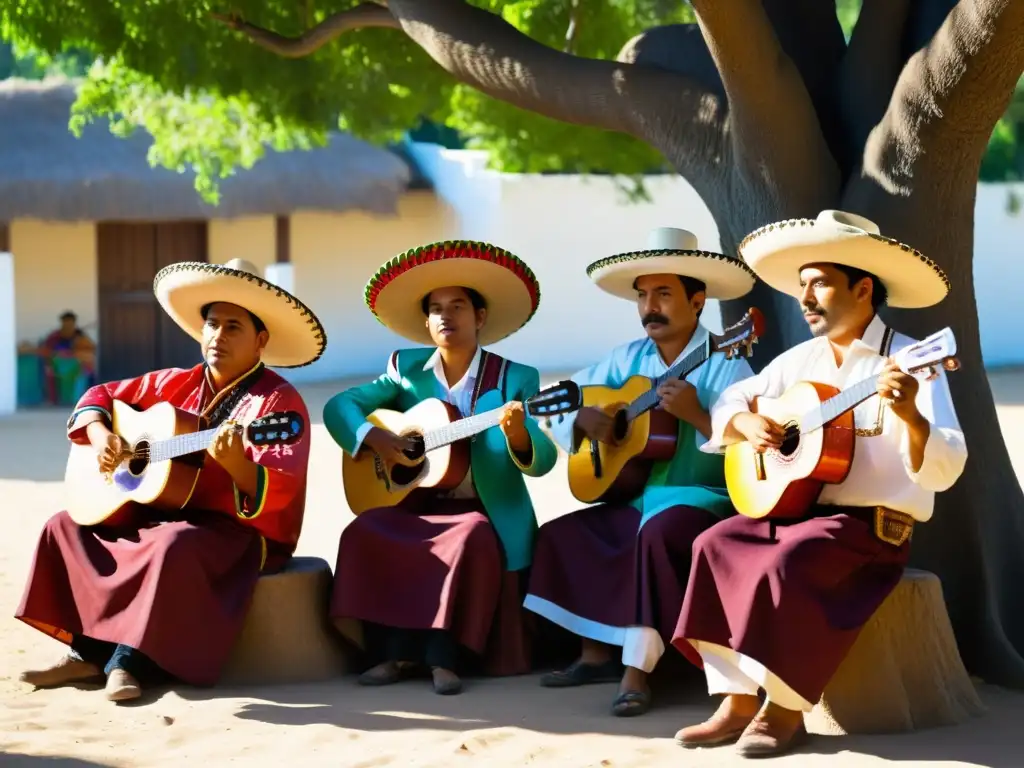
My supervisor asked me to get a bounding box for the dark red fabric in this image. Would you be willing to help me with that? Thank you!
[15,509,289,686]
[16,364,309,686]
[330,494,530,675]
[671,510,911,703]
[526,504,719,642]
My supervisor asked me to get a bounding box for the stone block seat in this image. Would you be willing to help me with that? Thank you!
[804,568,986,735]
[220,556,349,686]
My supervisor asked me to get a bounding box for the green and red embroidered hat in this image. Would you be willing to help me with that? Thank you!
[365,240,541,345]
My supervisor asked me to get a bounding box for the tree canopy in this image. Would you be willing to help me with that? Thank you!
[1,1,1021,203]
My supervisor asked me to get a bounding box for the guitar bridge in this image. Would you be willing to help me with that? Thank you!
[372,454,391,491]
[754,452,766,481]
[589,439,603,479]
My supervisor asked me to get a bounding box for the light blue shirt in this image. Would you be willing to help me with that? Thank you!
[550,324,755,526]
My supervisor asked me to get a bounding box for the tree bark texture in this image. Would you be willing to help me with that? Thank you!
[216,0,1024,687]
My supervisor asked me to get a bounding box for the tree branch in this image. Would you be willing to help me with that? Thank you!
[687,0,840,213]
[210,3,401,59]
[836,0,914,177]
[212,0,732,208]
[381,1,729,195]
[858,0,1024,197]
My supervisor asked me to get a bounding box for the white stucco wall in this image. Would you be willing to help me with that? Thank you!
[0,252,15,415]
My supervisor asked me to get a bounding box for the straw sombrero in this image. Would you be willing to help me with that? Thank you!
[154,258,326,368]
[365,240,541,346]
[587,227,755,301]
[738,210,950,308]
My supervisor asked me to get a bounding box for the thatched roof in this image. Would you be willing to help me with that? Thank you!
[0,77,413,222]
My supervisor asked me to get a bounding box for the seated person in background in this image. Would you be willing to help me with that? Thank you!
[523,227,756,717]
[40,311,96,404]
[672,211,967,758]
[16,259,322,702]
[324,241,557,696]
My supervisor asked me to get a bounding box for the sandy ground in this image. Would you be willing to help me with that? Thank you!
[2,369,1024,767]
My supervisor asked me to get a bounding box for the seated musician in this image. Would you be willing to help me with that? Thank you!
[16,258,323,702]
[323,240,557,696]
[523,227,757,717]
[672,210,967,757]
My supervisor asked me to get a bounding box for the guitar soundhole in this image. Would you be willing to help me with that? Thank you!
[778,423,801,458]
[389,433,426,486]
[127,440,151,477]
[612,410,629,443]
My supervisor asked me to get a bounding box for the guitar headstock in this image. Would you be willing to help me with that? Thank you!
[896,327,961,380]
[527,380,583,418]
[246,411,306,446]
[710,307,767,360]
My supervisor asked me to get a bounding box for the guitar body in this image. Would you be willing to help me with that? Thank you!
[65,400,206,527]
[342,398,471,515]
[567,375,678,504]
[724,381,856,520]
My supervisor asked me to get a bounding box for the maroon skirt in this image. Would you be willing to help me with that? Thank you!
[525,503,719,642]
[671,509,911,703]
[15,508,274,686]
[330,494,531,676]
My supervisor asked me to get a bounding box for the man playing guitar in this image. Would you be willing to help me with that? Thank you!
[524,226,757,717]
[323,240,558,696]
[16,258,323,702]
[671,210,968,757]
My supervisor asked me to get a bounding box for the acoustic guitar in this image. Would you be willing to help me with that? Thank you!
[342,380,582,515]
[724,327,961,520]
[567,308,766,504]
[65,399,304,527]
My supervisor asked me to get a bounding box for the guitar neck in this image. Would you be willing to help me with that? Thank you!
[624,342,710,421]
[148,427,220,463]
[802,375,881,433]
[422,407,508,452]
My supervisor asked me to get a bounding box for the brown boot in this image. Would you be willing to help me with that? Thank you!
[675,694,761,748]
[19,654,103,689]
[734,701,807,757]
[105,669,142,702]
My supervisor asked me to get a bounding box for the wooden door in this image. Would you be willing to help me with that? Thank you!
[96,221,207,381]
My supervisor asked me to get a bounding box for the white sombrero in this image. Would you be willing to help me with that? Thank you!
[365,240,541,346]
[738,210,950,308]
[587,227,756,301]
[154,258,326,368]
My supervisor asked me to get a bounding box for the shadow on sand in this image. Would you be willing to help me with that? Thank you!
[174,647,1021,767]
[0,756,115,767]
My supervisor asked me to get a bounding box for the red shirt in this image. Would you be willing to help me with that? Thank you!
[68,363,310,558]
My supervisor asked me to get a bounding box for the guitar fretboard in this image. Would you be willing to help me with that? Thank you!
[801,375,882,433]
[422,407,507,451]
[624,343,710,421]
[149,428,221,463]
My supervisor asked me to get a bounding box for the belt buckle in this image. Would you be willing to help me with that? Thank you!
[874,507,914,547]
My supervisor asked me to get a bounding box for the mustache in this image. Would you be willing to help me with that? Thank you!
[802,305,826,317]
[642,312,670,327]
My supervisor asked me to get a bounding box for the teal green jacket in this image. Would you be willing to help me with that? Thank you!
[322,347,558,571]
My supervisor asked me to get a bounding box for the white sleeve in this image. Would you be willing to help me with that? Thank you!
[700,356,786,454]
[900,369,967,492]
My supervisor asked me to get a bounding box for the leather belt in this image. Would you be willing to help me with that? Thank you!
[813,504,915,547]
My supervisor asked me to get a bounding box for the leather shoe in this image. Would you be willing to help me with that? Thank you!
[735,701,807,757]
[675,694,760,748]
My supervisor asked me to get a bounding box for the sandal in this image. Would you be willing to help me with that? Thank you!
[611,688,652,717]
[540,659,622,688]
[357,661,417,686]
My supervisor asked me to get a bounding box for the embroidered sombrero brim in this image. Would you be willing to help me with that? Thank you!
[366,241,541,346]
[738,218,950,309]
[154,262,326,368]
[587,250,756,301]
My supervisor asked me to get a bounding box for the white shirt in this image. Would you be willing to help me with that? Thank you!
[702,314,967,522]
[424,346,482,500]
